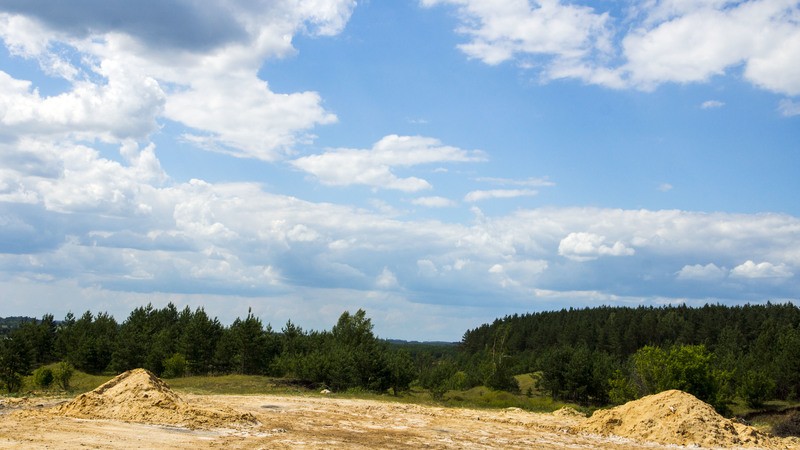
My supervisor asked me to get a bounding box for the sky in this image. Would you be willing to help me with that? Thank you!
[0,0,798,341]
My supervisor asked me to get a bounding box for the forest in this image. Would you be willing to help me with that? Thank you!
[1,302,799,412]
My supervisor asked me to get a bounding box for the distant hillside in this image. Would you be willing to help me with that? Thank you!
[0,316,37,335]
[460,303,800,361]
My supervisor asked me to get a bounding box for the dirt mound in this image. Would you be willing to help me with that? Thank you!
[580,390,773,448]
[553,406,585,418]
[54,368,258,429]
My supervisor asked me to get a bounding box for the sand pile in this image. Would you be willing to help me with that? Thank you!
[553,406,586,418]
[54,368,258,429]
[580,390,772,448]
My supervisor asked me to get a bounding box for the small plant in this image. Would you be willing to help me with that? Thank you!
[53,362,74,391]
[32,366,54,389]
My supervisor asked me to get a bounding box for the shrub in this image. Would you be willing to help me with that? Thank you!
[608,369,637,405]
[162,353,188,379]
[53,362,74,391]
[32,367,54,389]
[739,370,775,408]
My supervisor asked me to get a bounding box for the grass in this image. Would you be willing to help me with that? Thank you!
[166,375,310,396]
[15,363,112,396]
[441,385,569,413]
[13,367,574,413]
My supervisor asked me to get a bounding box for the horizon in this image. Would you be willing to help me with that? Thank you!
[0,1,798,341]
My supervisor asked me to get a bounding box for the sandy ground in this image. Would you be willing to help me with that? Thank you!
[0,393,797,450]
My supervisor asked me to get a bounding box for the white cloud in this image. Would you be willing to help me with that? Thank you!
[167,77,337,161]
[0,1,356,160]
[676,263,727,281]
[701,100,725,109]
[778,99,800,117]
[411,196,458,208]
[658,183,674,192]
[731,260,794,279]
[0,64,165,142]
[417,259,438,276]
[558,232,635,261]
[488,264,504,274]
[464,189,538,202]
[422,0,613,71]
[621,1,800,94]
[291,135,486,191]
[375,267,399,289]
[425,0,800,95]
[0,133,798,334]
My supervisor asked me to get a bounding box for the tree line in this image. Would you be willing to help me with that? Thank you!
[0,305,419,395]
[3,302,799,412]
[458,303,800,409]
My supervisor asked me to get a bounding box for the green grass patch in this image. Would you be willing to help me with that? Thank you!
[441,385,569,413]
[19,363,112,396]
[165,375,305,396]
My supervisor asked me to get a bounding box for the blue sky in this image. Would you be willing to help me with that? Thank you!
[0,0,798,341]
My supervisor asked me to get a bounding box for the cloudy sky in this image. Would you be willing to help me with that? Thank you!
[0,0,798,341]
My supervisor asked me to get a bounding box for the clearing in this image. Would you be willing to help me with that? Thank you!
[0,369,798,449]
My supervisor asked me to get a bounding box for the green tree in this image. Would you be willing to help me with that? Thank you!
[773,326,800,400]
[112,306,153,372]
[631,344,718,404]
[739,370,775,408]
[330,310,389,391]
[419,360,457,400]
[227,309,270,375]
[385,349,415,395]
[0,333,32,392]
[179,308,223,376]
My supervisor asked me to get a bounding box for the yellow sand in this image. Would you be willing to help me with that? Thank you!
[580,390,773,448]
[53,368,258,429]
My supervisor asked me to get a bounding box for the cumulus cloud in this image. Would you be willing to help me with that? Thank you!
[558,232,635,261]
[291,135,486,191]
[0,132,798,325]
[421,0,613,81]
[0,65,165,142]
[464,189,538,202]
[0,0,355,159]
[731,260,794,279]
[676,263,727,281]
[425,0,800,95]
[376,267,399,289]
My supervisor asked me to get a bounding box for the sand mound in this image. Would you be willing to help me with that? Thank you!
[553,406,585,418]
[54,369,258,429]
[580,390,773,448]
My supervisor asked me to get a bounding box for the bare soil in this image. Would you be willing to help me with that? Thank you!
[0,372,798,449]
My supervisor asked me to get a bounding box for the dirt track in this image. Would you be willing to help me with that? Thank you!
[1,393,798,449]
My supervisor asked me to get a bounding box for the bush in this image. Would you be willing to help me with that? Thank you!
[32,367,54,389]
[773,412,800,438]
[608,369,637,405]
[162,353,188,379]
[53,362,74,391]
[739,370,775,408]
